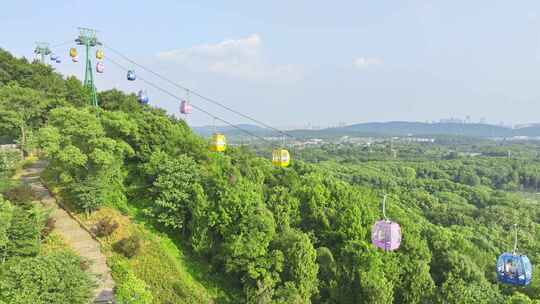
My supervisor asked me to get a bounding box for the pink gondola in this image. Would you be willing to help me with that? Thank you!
[180,100,192,114]
[372,220,401,251]
[371,195,401,251]
[96,62,105,73]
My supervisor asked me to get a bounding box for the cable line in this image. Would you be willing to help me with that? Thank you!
[102,43,297,141]
[51,40,74,49]
[104,55,276,146]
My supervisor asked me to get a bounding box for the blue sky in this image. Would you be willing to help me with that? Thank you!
[2,1,540,127]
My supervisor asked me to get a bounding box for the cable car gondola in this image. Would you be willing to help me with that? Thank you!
[50,54,59,61]
[272,149,290,167]
[180,100,192,114]
[496,225,532,286]
[127,70,136,81]
[137,90,149,105]
[55,58,62,64]
[96,49,104,60]
[69,48,78,58]
[96,62,105,73]
[210,133,226,152]
[371,195,401,251]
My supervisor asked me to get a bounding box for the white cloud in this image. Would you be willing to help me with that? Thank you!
[353,56,382,69]
[157,34,302,83]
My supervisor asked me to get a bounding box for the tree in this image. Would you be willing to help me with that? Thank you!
[272,229,319,303]
[0,84,48,155]
[143,151,206,232]
[38,107,134,212]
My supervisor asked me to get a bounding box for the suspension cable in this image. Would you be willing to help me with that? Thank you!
[104,55,277,147]
[382,194,388,221]
[513,223,518,255]
[50,40,75,50]
[102,43,298,141]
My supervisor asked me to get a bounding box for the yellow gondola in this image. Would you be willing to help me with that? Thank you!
[96,49,104,60]
[210,133,226,152]
[272,149,290,167]
[69,48,78,58]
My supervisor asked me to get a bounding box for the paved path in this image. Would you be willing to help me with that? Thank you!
[20,160,115,304]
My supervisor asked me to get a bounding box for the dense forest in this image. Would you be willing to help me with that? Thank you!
[1,48,540,303]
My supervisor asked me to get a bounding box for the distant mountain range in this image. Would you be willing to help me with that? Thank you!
[192,121,540,139]
[192,124,274,137]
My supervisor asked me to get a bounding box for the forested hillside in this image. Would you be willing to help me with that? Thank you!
[1,48,540,303]
[194,122,540,140]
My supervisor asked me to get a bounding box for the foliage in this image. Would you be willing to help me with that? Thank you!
[0,84,48,154]
[89,207,233,304]
[95,216,119,237]
[0,252,93,304]
[111,257,153,304]
[5,47,540,303]
[142,151,206,232]
[38,107,134,212]
[114,235,142,258]
[0,149,20,175]
[0,196,14,264]
[1,203,43,261]
[2,183,36,205]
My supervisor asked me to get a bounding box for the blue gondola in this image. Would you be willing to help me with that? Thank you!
[137,90,149,105]
[496,225,532,286]
[50,54,59,61]
[55,59,61,64]
[496,253,532,286]
[127,70,136,81]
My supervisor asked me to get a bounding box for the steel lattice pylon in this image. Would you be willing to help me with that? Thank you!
[33,42,51,64]
[75,27,101,108]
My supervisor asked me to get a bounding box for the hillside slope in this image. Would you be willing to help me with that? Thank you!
[2,48,540,304]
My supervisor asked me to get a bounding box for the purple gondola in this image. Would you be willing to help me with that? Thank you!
[371,195,401,251]
[372,220,401,251]
[96,62,104,73]
[180,100,192,114]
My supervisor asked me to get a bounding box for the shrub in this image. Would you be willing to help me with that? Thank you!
[116,272,153,304]
[111,257,153,304]
[2,183,36,205]
[95,217,119,237]
[0,252,94,304]
[2,206,42,260]
[41,217,56,238]
[114,235,141,258]
[0,149,21,175]
[69,181,101,213]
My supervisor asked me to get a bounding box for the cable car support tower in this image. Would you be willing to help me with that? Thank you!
[75,27,101,108]
[33,42,52,64]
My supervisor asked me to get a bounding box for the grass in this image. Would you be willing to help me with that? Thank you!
[39,163,240,303]
[40,231,75,255]
[83,208,239,304]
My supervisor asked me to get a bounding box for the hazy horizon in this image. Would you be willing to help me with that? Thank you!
[192,119,539,130]
[4,1,540,126]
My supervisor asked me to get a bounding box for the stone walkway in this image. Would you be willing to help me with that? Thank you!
[20,160,115,304]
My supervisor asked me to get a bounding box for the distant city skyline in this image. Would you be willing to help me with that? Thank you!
[3,1,540,126]
[197,116,525,130]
